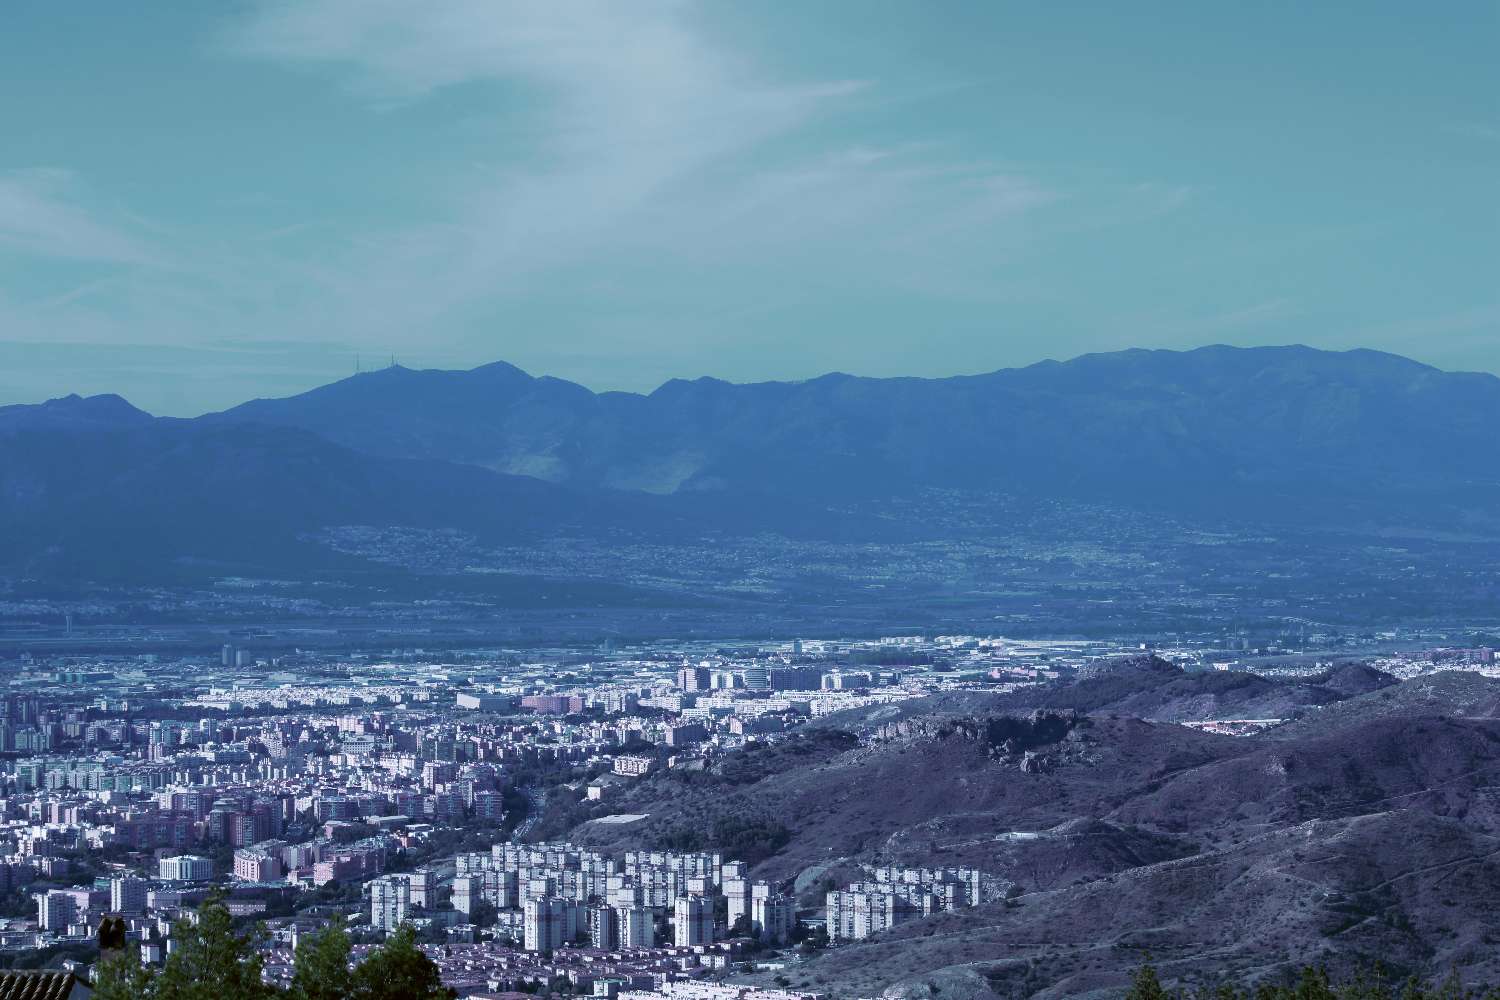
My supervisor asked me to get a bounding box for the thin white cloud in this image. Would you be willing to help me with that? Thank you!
[232,2,871,269]
[2,3,1174,411]
[0,169,160,265]
[225,1,1058,341]
[1213,298,1297,327]
[1444,121,1500,142]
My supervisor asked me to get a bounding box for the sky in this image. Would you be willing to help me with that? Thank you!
[1,1,1496,416]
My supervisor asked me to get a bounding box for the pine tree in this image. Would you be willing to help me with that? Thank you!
[154,894,279,1000]
[350,924,453,1000]
[93,950,158,1000]
[288,916,352,1000]
[1123,962,1500,1000]
[1125,959,1176,1000]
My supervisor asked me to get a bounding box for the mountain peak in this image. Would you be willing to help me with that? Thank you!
[649,375,734,398]
[0,392,154,430]
[471,359,534,380]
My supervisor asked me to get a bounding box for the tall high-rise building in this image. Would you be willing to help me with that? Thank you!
[675,666,710,692]
[38,890,81,931]
[523,897,580,952]
[3,694,39,725]
[110,875,146,915]
[453,874,481,917]
[407,868,436,909]
[587,904,618,950]
[617,905,655,949]
[370,876,410,932]
[723,877,752,930]
[752,892,797,944]
[494,869,520,909]
[673,894,714,947]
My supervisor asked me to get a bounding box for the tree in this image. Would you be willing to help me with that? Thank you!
[1125,959,1173,1000]
[1120,961,1500,1000]
[467,900,497,928]
[350,924,454,1000]
[153,894,278,1000]
[93,950,156,1000]
[796,925,829,954]
[288,916,352,1000]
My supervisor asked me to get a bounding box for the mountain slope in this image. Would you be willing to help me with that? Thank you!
[558,675,1500,998]
[0,416,699,583]
[800,810,1500,1000]
[213,345,1500,531]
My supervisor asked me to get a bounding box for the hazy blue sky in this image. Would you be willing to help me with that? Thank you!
[2,1,1496,415]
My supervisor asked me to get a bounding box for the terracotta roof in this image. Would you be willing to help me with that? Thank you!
[0,971,86,1000]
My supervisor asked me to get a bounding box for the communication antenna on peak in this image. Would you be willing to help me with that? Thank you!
[356,352,362,374]
[389,354,396,369]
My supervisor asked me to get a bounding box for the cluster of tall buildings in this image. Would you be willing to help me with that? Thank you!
[674,664,829,694]
[0,635,1073,996]
[614,985,833,1000]
[0,693,47,753]
[428,842,799,953]
[826,865,1007,941]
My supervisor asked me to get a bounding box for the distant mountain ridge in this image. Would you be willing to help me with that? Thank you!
[0,392,154,431]
[212,344,1500,525]
[6,343,1500,584]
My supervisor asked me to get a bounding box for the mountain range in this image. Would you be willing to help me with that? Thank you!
[212,345,1500,521]
[5,344,1500,609]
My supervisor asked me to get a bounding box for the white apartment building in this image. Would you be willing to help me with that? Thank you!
[618,905,655,949]
[158,855,214,881]
[370,875,410,932]
[109,875,146,915]
[673,894,714,947]
[524,896,582,952]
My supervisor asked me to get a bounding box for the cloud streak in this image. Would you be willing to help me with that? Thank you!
[0,169,161,265]
[1,3,1206,413]
[225,1,1062,344]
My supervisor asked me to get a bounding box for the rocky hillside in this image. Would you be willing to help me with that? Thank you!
[560,668,1500,998]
